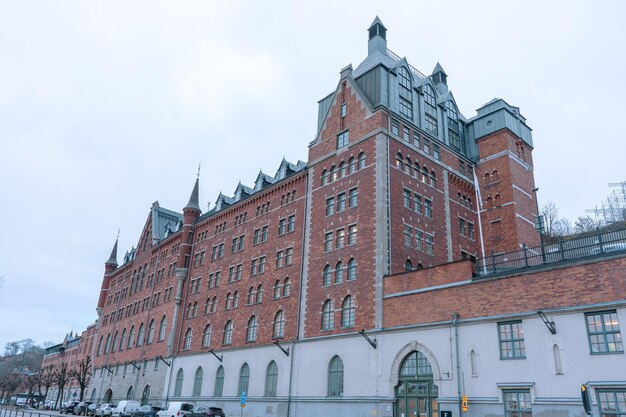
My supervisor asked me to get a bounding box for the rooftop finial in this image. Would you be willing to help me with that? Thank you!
[197,162,202,180]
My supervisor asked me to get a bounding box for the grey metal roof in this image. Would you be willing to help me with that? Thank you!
[369,16,386,30]
[432,62,447,76]
[151,202,183,243]
[105,238,118,266]
[184,178,201,212]
[352,50,398,79]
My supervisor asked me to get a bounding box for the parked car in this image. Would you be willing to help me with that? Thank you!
[61,401,81,414]
[95,404,115,417]
[75,401,94,415]
[112,401,141,417]
[132,405,162,417]
[186,407,224,417]
[87,404,100,416]
[156,402,194,417]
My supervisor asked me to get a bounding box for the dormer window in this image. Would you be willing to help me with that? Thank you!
[398,67,413,118]
[424,85,437,110]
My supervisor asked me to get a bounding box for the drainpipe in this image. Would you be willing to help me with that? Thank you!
[452,313,462,417]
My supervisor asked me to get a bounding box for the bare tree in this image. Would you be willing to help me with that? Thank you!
[37,366,55,407]
[575,215,600,233]
[541,202,561,238]
[53,363,71,409]
[70,356,92,402]
[0,373,20,404]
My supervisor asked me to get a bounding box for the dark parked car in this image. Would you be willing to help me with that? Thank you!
[61,401,80,414]
[132,405,162,417]
[75,401,94,415]
[186,408,224,417]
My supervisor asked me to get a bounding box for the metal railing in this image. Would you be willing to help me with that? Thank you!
[0,407,59,417]
[475,228,626,277]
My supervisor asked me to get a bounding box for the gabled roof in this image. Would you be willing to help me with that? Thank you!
[151,203,183,243]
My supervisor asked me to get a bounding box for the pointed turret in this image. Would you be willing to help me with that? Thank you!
[184,178,201,212]
[368,16,387,56]
[432,62,447,86]
[105,238,118,267]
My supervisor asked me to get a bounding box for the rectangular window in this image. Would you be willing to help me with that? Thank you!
[459,159,466,176]
[287,215,295,232]
[449,129,461,150]
[238,235,245,251]
[254,228,261,244]
[231,238,238,254]
[414,194,422,214]
[337,193,346,212]
[236,264,242,280]
[211,245,218,260]
[425,114,437,134]
[228,266,235,283]
[285,247,293,265]
[403,189,412,209]
[425,234,434,255]
[586,311,624,354]
[341,102,346,118]
[278,219,286,236]
[326,197,335,216]
[503,390,532,417]
[218,243,224,258]
[337,130,349,149]
[250,259,258,276]
[261,225,268,242]
[424,199,432,218]
[499,321,526,359]
[468,223,475,240]
[403,225,412,247]
[324,232,334,252]
[349,188,358,208]
[597,391,626,417]
[423,139,430,154]
[348,224,357,245]
[415,230,423,252]
[276,251,284,268]
[459,218,466,236]
[403,127,410,142]
[400,98,412,118]
[434,144,440,160]
[336,229,345,249]
[391,119,400,135]
[259,256,266,274]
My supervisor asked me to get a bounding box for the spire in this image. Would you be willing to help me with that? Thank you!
[432,62,448,86]
[105,237,118,266]
[368,16,387,56]
[184,178,201,212]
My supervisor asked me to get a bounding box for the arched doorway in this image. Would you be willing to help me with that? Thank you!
[104,388,113,403]
[395,351,438,417]
[141,386,150,406]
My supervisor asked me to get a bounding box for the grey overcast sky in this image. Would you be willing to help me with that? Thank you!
[1,0,625,350]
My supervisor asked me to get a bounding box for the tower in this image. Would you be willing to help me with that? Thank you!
[97,238,118,316]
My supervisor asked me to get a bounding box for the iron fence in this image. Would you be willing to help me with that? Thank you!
[475,228,626,277]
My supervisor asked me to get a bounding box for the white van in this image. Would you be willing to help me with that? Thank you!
[156,402,194,417]
[112,401,141,417]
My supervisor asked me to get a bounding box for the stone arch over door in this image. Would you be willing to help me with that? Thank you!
[390,341,443,388]
[104,388,113,403]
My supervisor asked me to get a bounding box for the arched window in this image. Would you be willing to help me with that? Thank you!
[211,297,217,313]
[225,293,232,310]
[112,332,118,353]
[323,264,331,286]
[97,336,103,356]
[495,194,502,207]
[424,85,436,108]
[256,284,263,304]
[126,386,134,400]
[174,368,184,397]
[330,165,338,182]
[247,287,254,305]
[328,356,344,397]
[398,67,413,118]
[141,385,150,406]
[322,300,334,330]
[396,153,404,170]
[347,258,357,281]
[339,161,347,178]
[127,326,135,349]
[341,296,355,328]
[193,367,203,397]
[232,291,239,309]
[396,351,437,417]
[223,320,233,345]
[283,278,291,297]
[158,316,167,342]
[205,298,211,314]
[147,320,155,344]
[246,316,257,342]
[273,310,285,338]
[335,261,344,284]
[273,280,281,299]
[321,170,329,186]
[104,334,111,354]
[430,171,437,188]
[405,259,413,271]
[186,303,193,318]
[358,152,366,170]
[484,172,491,185]
[348,157,356,174]
[405,157,412,174]
[202,324,212,348]
[238,363,250,396]
[183,328,192,350]
[137,323,145,347]
[553,344,563,375]
[119,329,126,351]
[192,301,198,317]
[470,349,478,377]
[486,196,493,209]
[422,167,429,183]
[414,162,420,178]
[214,366,225,397]
[492,170,500,182]
[265,361,278,397]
